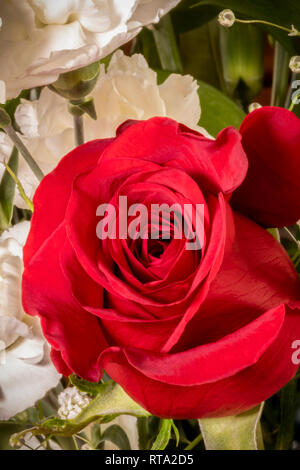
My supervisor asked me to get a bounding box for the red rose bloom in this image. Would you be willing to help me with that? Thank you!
[23,107,300,418]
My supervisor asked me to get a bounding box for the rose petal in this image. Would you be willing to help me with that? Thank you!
[231,106,300,227]
[23,224,108,381]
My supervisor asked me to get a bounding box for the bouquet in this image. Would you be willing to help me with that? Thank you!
[0,0,300,452]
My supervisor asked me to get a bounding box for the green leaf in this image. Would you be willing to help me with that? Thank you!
[151,419,173,450]
[70,374,105,396]
[151,419,179,450]
[101,424,131,450]
[172,3,219,33]
[276,379,297,450]
[138,416,160,450]
[197,80,246,136]
[267,228,280,242]
[179,22,222,89]
[219,23,265,106]
[0,146,18,230]
[199,403,264,450]
[10,382,150,447]
[152,15,183,73]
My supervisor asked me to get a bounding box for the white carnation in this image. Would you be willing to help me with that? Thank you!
[0,0,182,99]
[0,222,61,420]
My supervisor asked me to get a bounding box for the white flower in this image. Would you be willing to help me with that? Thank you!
[218,9,236,28]
[248,102,262,113]
[86,50,207,140]
[0,0,182,99]
[57,387,91,420]
[0,50,208,209]
[289,56,300,74]
[0,221,61,420]
[289,25,300,37]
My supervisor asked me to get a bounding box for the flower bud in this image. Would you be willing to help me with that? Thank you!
[218,9,236,28]
[289,25,299,37]
[57,387,91,420]
[289,56,300,74]
[248,102,262,113]
[68,97,97,120]
[49,61,100,101]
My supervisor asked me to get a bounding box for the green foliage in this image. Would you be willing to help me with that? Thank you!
[0,147,18,231]
[199,403,264,450]
[151,419,179,450]
[173,0,300,53]
[10,382,149,448]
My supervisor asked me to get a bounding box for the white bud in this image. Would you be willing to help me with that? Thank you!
[289,56,300,74]
[289,25,299,37]
[57,387,91,420]
[218,9,235,28]
[248,102,262,113]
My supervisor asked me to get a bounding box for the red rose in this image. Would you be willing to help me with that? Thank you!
[23,108,300,419]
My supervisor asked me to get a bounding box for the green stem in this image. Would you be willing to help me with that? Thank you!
[72,435,80,450]
[284,226,298,244]
[235,19,295,34]
[184,433,203,450]
[73,114,84,147]
[4,125,44,181]
[289,95,300,112]
[4,162,33,212]
[276,379,297,450]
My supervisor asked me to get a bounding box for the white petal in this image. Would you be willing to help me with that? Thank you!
[0,341,61,420]
[0,80,6,103]
[15,101,39,139]
[0,0,177,98]
[0,221,31,247]
[0,316,29,348]
[0,222,61,420]
[159,73,201,128]
[0,132,13,161]
[129,0,181,28]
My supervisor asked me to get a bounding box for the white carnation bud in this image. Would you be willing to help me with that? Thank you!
[218,9,236,28]
[289,56,300,74]
[248,102,262,113]
[57,387,91,420]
